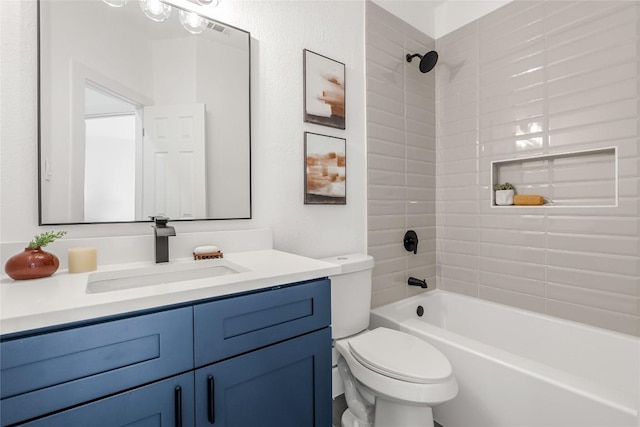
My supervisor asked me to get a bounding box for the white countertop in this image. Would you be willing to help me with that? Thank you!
[0,250,341,336]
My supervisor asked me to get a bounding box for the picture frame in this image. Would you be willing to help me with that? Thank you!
[304,132,346,205]
[303,49,346,129]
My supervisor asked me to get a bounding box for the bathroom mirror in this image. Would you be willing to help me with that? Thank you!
[38,0,251,224]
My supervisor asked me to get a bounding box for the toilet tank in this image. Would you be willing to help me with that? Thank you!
[322,254,375,340]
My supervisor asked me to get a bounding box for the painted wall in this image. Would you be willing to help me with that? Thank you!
[436,1,640,336]
[433,0,511,38]
[371,0,513,39]
[370,0,441,38]
[0,0,366,260]
[365,2,436,308]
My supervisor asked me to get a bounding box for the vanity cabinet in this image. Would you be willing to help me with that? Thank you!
[0,278,331,427]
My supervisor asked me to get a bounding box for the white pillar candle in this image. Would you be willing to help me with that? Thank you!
[68,247,97,273]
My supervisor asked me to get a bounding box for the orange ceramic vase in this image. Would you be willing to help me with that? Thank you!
[4,247,60,280]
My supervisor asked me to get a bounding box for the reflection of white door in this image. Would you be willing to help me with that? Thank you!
[143,104,207,219]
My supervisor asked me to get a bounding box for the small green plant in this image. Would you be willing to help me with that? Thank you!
[494,182,515,191]
[28,231,67,249]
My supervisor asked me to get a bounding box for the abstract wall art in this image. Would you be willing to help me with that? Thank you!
[304,132,346,205]
[303,49,345,129]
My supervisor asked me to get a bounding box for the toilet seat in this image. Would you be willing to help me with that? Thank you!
[348,327,452,384]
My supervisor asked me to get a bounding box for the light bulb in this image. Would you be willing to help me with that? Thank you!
[139,0,172,22]
[189,0,220,5]
[103,0,128,7]
[179,10,206,34]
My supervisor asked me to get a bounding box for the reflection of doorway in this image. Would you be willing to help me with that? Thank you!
[142,104,207,220]
[84,84,141,222]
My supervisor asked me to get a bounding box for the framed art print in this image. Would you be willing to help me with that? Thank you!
[303,49,345,129]
[304,132,346,205]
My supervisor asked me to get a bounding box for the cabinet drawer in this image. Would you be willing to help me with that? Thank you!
[1,307,193,426]
[194,278,330,367]
[17,372,195,427]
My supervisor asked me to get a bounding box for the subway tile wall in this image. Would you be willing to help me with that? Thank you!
[436,1,640,336]
[366,2,437,307]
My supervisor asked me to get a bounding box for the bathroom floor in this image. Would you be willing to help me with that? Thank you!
[332,395,444,427]
[332,394,348,426]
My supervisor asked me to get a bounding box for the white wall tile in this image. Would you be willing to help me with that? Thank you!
[367,3,436,309]
[546,299,638,336]
[479,285,546,314]
[480,271,545,297]
[436,0,640,335]
[547,283,639,316]
[547,266,639,296]
[366,0,640,335]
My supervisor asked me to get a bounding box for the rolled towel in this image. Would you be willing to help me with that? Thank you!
[513,195,544,206]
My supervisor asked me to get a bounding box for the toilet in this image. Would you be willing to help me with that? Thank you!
[324,254,458,427]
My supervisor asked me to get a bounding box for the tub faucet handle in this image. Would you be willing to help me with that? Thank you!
[403,230,419,254]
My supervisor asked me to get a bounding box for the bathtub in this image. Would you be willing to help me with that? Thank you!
[369,290,639,427]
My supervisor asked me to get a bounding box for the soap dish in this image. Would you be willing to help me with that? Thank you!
[193,250,223,260]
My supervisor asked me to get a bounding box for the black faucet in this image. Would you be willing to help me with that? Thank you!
[408,277,428,288]
[151,216,176,263]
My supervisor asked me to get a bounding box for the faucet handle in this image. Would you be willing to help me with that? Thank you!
[403,230,419,254]
[149,216,170,226]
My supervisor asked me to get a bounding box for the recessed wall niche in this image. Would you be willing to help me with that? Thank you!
[490,147,618,208]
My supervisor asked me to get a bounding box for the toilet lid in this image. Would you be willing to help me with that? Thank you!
[348,327,452,384]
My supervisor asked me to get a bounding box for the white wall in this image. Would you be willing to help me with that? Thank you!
[370,0,441,38]
[0,0,366,260]
[433,0,511,38]
[370,0,513,39]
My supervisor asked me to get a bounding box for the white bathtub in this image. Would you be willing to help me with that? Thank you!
[369,290,639,427]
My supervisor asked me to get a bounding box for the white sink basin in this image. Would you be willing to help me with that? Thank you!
[86,259,248,294]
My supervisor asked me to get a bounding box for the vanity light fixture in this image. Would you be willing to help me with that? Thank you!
[139,0,172,22]
[102,0,219,34]
[102,0,128,7]
[179,10,206,34]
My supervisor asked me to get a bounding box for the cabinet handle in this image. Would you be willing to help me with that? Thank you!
[207,375,215,424]
[175,386,183,427]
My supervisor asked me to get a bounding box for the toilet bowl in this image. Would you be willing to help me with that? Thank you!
[324,254,458,427]
[335,328,458,427]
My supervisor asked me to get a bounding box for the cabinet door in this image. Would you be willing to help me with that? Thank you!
[18,372,195,427]
[194,328,331,427]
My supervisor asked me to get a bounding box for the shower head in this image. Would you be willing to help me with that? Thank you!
[406,50,438,73]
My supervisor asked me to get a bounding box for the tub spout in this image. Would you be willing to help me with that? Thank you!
[408,277,428,288]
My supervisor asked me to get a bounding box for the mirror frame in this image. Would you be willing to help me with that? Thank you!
[37,0,252,225]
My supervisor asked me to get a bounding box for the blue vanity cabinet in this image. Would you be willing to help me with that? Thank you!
[1,278,332,427]
[0,307,193,426]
